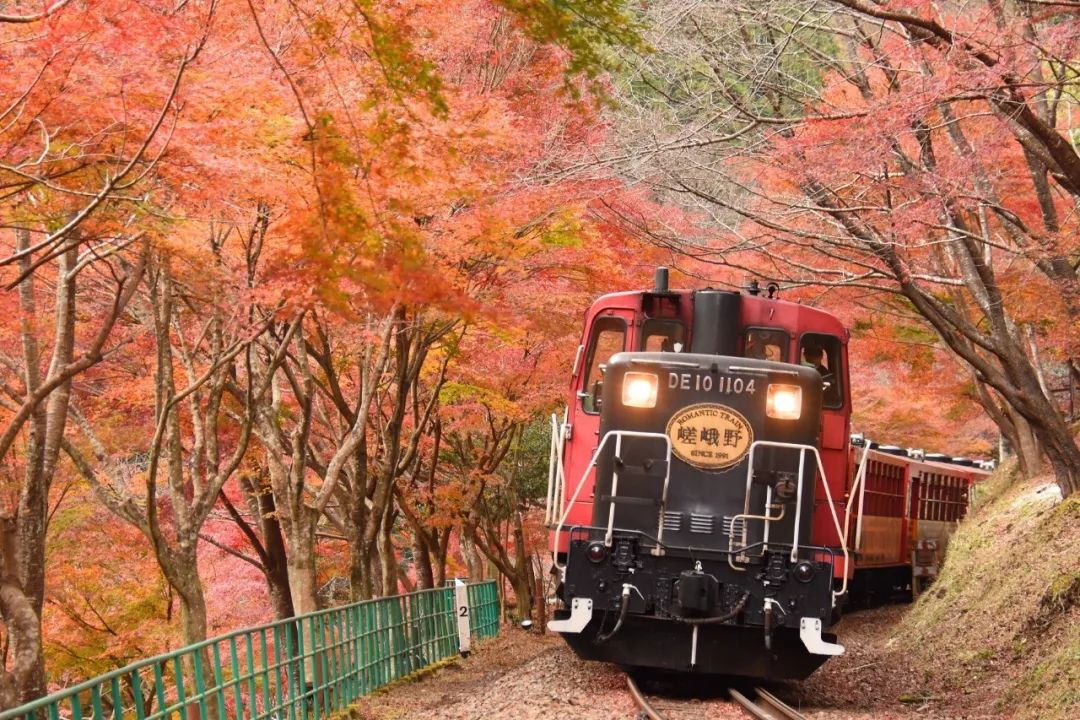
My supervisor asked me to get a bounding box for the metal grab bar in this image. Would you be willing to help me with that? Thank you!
[726,504,786,573]
[552,430,672,574]
[544,411,568,526]
[843,445,871,558]
[734,440,851,603]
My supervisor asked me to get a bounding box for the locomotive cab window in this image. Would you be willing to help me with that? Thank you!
[744,328,788,362]
[640,318,685,352]
[581,316,627,414]
[800,333,843,408]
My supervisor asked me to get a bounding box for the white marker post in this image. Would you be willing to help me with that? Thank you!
[454,578,471,657]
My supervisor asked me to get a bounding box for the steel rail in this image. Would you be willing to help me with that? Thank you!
[729,687,808,720]
[626,675,807,720]
[626,674,665,720]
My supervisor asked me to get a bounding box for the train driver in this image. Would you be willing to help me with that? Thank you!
[803,345,829,375]
[803,343,841,406]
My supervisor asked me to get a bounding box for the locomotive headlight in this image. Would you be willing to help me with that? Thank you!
[622,372,658,408]
[766,383,802,420]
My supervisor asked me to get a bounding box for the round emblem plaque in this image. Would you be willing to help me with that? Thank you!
[665,403,754,471]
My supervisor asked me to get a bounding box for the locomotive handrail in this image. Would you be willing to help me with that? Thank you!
[604,431,674,548]
[843,445,871,557]
[545,411,569,526]
[727,364,799,378]
[571,343,585,377]
[552,430,673,575]
[629,357,700,368]
[546,413,556,525]
[856,448,874,551]
[736,440,851,603]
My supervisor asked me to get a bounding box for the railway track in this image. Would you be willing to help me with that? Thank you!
[626,674,807,720]
[729,686,807,720]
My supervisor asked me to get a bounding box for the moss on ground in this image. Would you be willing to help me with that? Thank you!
[896,461,1080,719]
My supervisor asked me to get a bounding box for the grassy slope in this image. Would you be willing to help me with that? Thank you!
[897,463,1079,718]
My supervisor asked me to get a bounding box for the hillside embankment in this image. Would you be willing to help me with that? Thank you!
[891,463,1078,718]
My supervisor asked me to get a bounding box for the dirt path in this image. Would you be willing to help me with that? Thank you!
[340,605,1002,719]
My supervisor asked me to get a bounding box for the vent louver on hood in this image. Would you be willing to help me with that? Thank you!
[662,511,682,533]
[689,514,715,534]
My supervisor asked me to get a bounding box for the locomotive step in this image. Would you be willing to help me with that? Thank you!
[613,456,669,478]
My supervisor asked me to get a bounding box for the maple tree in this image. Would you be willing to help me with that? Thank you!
[0,0,230,703]
[226,0,655,620]
[603,0,1080,495]
[0,0,659,705]
[64,244,293,641]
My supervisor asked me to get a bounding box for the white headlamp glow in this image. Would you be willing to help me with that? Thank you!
[622,372,658,408]
[766,383,802,420]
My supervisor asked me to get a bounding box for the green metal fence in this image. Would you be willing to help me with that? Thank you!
[1,581,499,720]
[465,582,499,640]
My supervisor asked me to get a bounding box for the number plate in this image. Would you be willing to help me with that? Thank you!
[667,372,756,396]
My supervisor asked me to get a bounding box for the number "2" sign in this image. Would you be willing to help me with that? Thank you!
[454,582,471,656]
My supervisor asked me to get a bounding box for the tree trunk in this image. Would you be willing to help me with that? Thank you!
[346,456,374,601]
[460,531,484,581]
[370,542,384,597]
[348,531,375,601]
[152,542,210,646]
[253,488,295,619]
[1036,421,1080,496]
[973,376,1043,476]
[5,231,81,705]
[512,576,533,622]
[286,516,320,617]
[511,512,535,622]
[0,517,41,711]
[377,506,398,596]
[1006,406,1042,477]
[177,580,209,647]
[411,528,435,590]
[162,551,219,720]
[985,342,1076,493]
[0,581,40,711]
[433,529,450,587]
[280,513,324,698]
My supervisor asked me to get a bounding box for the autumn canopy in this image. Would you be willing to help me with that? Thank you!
[2,0,1079,710]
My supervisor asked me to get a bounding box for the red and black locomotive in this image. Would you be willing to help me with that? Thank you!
[545,269,987,679]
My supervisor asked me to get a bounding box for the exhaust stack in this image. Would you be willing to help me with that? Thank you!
[654,267,670,293]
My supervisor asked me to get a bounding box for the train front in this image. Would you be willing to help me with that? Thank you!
[549,289,846,679]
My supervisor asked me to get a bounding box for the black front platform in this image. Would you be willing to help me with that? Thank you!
[557,614,835,679]
[555,532,841,681]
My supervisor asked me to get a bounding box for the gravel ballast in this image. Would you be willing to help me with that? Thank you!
[341,606,996,719]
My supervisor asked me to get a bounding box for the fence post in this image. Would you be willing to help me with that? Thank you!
[453,579,471,657]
